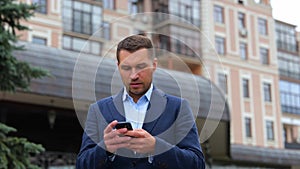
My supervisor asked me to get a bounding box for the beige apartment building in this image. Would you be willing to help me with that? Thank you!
[1,0,300,168]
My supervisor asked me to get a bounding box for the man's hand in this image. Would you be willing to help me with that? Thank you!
[103,120,132,153]
[125,129,156,154]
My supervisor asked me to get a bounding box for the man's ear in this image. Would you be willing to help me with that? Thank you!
[152,58,158,70]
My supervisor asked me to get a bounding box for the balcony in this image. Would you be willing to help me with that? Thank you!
[153,12,200,27]
[279,69,300,80]
[285,142,300,150]
[281,105,300,115]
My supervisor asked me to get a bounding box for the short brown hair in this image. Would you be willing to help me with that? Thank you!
[116,35,153,63]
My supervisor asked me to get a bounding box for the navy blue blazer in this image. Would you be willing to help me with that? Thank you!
[76,88,205,169]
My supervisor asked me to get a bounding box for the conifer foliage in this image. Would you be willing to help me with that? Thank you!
[0,123,45,169]
[0,0,46,168]
[0,0,48,92]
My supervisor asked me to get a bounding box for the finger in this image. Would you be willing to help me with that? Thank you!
[104,120,118,134]
[107,142,131,151]
[106,135,132,145]
[104,128,127,141]
[125,130,145,137]
[117,128,129,135]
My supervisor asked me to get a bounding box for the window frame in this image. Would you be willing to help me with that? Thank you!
[260,47,269,65]
[218,73,228,94]
[32,36,47,45]
[238,12,246,29]
[63,1,102,36]
[266,120,274,141]
[258,18,268,35]
[63,35,102,55]
[263,82,272,102]
[242,78,250,98]
[33,0,47,14]
[245,117,252,138]
[240,42,247,60]
[103,0,115,9]
[215,36,225,55]
[214,5,224,24]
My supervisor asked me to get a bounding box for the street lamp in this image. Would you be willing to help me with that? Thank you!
[48,110,56,129]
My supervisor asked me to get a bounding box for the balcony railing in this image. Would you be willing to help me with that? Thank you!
[279,69,300,80]
[281,105,300,115]
[153,12,200,27]
[285,142,300,150]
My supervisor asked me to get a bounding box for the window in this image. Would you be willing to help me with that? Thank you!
[103,0,114,9]
[32,36,47,45]
[266,120,274,141]
[280,81,300,115]
[170,28,200,57]
[63,1,102,35]
[260,47,269,65]
[258,18,267,35]
[168,0,201,26]
[129,0,143,14]
[215,36,225,55]
[243,78,249,98]
[275,22,297,52]
[278,52,300,80]
[63,35,102,55]
[218,73,228,94]
[159,34,170,51]
[263,83,272,102]
[238,12,246,29]
[102,22,110,40]
[214,5,224,23]
[240,42,247,60]
[33,0,47,14]
[245,117,252,138]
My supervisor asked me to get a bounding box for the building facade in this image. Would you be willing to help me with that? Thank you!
[276,20,300,151]
[207,0,281,149]
[1,0,300,168]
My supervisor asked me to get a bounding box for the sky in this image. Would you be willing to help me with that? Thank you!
[271,0,300,31]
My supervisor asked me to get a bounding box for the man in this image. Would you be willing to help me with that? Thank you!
[76,35,205,169]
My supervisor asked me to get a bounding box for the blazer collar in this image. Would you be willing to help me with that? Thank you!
[112,87,167,132]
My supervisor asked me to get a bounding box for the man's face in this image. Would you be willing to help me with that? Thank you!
[118,48,157,101]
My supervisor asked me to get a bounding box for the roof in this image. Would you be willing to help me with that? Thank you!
[13,42,230,122]
[231,144,300,166]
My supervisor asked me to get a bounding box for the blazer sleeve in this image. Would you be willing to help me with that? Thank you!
[76,103,112,169]
[152,99,206,169]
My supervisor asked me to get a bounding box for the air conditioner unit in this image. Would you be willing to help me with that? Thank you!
[239,28,247,37]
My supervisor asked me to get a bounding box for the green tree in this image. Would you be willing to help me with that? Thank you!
[0,0,48,92]
[0,123,45,169]
[0,0,47,168]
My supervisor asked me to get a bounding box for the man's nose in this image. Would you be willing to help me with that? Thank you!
[130,69,139,79]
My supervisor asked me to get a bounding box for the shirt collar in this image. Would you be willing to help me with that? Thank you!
[122,83,153,102]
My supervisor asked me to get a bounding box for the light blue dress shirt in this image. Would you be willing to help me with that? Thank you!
[122,84,153,129]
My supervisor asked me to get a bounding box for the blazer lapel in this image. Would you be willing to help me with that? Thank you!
[143,88,167,132]
[112,89,126,122]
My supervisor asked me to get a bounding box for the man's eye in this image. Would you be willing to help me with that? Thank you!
[121,66,131,71]
[136,64,147,70]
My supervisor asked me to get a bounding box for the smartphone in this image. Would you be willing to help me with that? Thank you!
[115,122,133,130]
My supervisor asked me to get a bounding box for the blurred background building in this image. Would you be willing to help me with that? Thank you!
[1,0,300,168]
